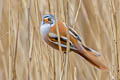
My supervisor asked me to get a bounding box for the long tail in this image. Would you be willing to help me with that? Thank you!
[74,44,109,71]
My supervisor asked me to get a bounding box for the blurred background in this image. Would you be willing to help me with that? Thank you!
[0,0,120,80]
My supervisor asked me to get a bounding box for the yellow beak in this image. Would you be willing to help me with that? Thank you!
[44,18,48,22]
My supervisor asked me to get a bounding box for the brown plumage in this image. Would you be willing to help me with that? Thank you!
[40,14,109,71]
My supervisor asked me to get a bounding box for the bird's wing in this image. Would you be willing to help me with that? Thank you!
[47,32,77,50]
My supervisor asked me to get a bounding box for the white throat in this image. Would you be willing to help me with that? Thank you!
[40,24,51,38]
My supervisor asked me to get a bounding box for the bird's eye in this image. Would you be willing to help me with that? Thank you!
[48,18,51,21]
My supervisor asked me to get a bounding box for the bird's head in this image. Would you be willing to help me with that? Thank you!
[41,14,55,25]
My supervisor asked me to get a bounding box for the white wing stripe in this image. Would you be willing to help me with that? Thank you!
[49,32,57,38]
[48,38,77,50]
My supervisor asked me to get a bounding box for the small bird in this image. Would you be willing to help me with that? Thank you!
[40,14,108,70]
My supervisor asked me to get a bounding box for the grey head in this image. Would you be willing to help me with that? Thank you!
[41,14,55,25]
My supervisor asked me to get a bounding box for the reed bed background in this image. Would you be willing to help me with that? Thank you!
[0,0,120,80]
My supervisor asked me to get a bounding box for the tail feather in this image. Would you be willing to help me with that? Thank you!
[74,44,109,71]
